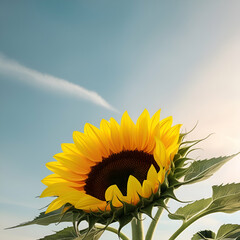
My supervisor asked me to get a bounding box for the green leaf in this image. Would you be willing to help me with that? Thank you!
[38,227,78,240]
[77,227,104,240]
[9,207,73,228]
[192,230,216,240]
[191,224,240,240]
[38,227,104,240]
[168,184,240,240]
[207,183,240,214]
[216,224,240,239]
[181,153,239,185]
[169,183,240,222]
[168,198,212,221]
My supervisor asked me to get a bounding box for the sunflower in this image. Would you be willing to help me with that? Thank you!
[40,109,181,215]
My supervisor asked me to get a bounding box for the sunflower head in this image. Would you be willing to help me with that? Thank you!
[40,109,185,232]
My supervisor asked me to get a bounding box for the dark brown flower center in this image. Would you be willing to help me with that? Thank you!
[84,150,159,201]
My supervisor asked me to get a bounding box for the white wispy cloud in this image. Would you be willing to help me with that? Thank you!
[0,54,117,112]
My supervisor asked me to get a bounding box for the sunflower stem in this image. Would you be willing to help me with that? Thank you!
[95,224,130,240]
[131,213,144,240]
[168,211,205,240]
[145,199,169,240]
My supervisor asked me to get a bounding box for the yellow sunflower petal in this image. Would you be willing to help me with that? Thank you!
[166,143,179,162]
[100,119,116,153]
[58,190,87,204]
[144,110,161,153]
[89,202,110,212]
[46,161,87,181]
[41,174,68,186]
[73,131,102,162]
[146,165,159,193]
[105,184,124,207]
[158,116,173,137]
[120,111,136,150]
[75,194,106,210]
[109,117,123,153]
[84,123,110,158]
[150,109,161,130]
[136,109,150,150]
[61,143,81,154]
[53,153,92,175]
[146,165,158,183]
[153,138,167,168]
[158,167,165,184]
[45,197,65,214]
[142,180,153,198]
[162,124,182,148]
[127,175,142,204]
[40,182,75,198]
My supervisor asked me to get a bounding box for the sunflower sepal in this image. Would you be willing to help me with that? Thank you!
[178,146,192,157]
[73,212,81,236]
[110,202,124,219]
[123,201,138,215]
[86,215,101,236]
[174,156,191,169]
[64,201,133,237]
[179,134,212,156]
[138,192,157,218]
[62,182,175,238]
[118,214,134,237]
[160,186,184,203]
[139,192,155,206]
[153,198,168,209]
[138,184,169,216]
[130,210,142,221]
[167,173,182,188]
[173,167,189,180]
[139,204,154,219]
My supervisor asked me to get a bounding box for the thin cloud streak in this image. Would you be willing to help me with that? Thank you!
[0,54,118,112]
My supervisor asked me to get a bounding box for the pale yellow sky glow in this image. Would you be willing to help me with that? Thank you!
[174,38,240,184]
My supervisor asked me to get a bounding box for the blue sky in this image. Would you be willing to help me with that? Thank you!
[0,1,240,239]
